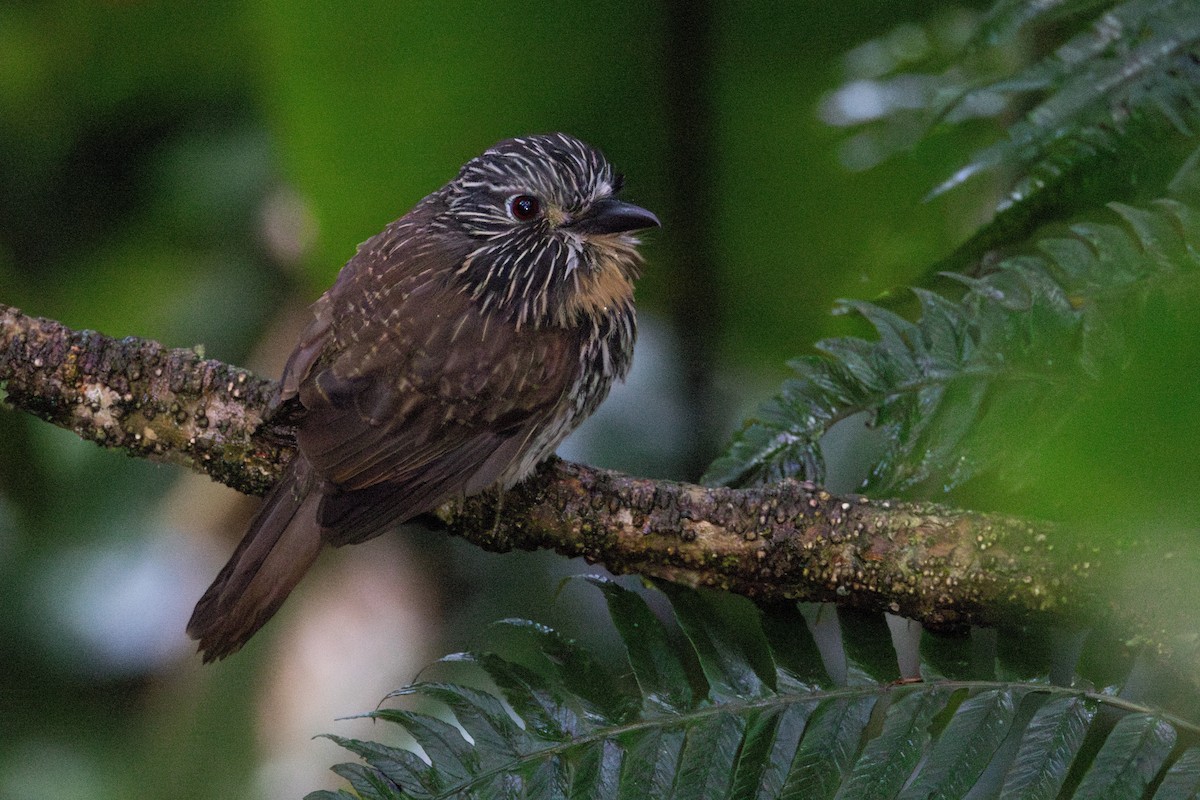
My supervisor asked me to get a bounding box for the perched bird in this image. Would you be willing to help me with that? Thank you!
[187,133,658,661]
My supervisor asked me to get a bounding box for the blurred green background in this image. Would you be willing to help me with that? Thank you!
[0,2,996,798]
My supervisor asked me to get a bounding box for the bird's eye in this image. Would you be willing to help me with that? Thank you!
[508,194,541,222]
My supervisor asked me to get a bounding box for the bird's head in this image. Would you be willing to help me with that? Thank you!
[441,133,659,328]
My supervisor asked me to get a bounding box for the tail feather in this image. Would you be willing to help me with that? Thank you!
[187,455,324,662]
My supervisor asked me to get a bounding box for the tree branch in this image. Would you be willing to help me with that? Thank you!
[0,302,1107,634]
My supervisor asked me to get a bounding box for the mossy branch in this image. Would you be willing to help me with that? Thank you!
[0,302,1120,638]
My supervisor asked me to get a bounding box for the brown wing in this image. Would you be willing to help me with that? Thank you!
[282,209,579,545]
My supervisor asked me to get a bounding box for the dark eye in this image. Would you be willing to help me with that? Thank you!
[508,194,541,221]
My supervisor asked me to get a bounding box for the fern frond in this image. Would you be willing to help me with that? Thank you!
[704,199,1200,493]
[964,0,1111,52]
[312,582,1200,800]
[832,1,1200,284]
[933,0,1200,195]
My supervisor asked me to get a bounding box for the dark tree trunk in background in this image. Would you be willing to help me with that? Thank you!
[662,0,726,481]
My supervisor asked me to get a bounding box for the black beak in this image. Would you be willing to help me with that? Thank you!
[566,198,660,235]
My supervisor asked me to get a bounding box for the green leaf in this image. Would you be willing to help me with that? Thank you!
[616,726,685,800]
[567,738,621,799]
[391,683,532,769]
[491,618,640,725]
[999,695,1094,800]
[835,688,950,800]
[361,709,473,788]
[320,733,439,797]
[759,603,832,689]
[520,757,567,800]
[898,688,1023,800]
[725,705,805,800]
[702,415,823,489]
[442,652,580,740]
[1153,747,1200,799]
[1072,713,1177,799]
[780,695,876,800]
[329,762,400,800]
[585,577,703,713]
[670,711,745,800]
[658,583,776,699]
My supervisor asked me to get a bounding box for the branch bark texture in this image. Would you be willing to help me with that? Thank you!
[1,303,1106,633]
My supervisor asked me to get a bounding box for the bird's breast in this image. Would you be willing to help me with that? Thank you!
[497,301,636,487]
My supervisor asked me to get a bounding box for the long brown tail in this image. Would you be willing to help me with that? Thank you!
[187,455,324,661]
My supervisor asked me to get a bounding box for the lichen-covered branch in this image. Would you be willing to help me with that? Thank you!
[441,463,1100,630]
[0,303,290,496]
[0,302,1103,633]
